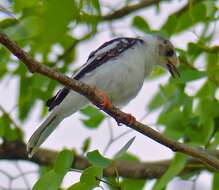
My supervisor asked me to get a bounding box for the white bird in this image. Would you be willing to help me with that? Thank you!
[27,34,179,157]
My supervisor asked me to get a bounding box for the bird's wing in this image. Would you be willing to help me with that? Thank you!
[46,37,143,111]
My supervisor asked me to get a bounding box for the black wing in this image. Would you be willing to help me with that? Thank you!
[46,37,143,111]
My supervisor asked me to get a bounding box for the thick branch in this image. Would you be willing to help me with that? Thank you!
[0,141,215,179]
[0,31,219,170]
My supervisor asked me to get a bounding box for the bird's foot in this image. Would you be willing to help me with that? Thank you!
[95,88,111,109]
[126,113,136,125]
[116,113,136,126]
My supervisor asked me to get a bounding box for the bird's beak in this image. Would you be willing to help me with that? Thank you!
[166,57,180,78]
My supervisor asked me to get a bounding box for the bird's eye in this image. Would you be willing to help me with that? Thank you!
[166,49,174,56]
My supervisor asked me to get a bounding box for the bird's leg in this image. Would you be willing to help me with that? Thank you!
[115,113,136,126]
[126,113,136,125]
[94,87,111,109]
[94,87,136,126]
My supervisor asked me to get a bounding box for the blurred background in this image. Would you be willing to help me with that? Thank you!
[0,0,219,189]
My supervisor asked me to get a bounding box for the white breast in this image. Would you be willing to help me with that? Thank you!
[81,44,148,107]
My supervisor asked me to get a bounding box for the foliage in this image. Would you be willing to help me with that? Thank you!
[0,0,218,190]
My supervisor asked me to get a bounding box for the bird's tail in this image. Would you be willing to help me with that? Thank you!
[27,111,62,158]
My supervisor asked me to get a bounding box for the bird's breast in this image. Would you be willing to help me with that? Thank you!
[81,47,146,107]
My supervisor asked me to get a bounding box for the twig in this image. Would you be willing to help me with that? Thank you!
[14,162,31,189]
[1,31,219,170]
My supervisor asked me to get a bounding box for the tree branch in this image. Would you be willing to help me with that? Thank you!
[0,141,217,179]
[102,0,200,21]
[102,0,163,21]
[0,31,219,170]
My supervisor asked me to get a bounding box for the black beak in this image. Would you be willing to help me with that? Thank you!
[166,63,180,78]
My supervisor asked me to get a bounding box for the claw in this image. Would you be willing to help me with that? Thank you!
[126,113,136,125]
[95,88,111,109]
[116,113,136,126]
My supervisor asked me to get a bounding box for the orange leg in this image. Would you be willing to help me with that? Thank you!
[95,88,111,109]
[126,113,136,125]
[94,87,136,126]
[116,113,136,126]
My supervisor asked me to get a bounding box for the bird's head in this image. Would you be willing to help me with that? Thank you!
[156,36,180,77]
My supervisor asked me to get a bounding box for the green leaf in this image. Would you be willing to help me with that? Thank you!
[33,170,63,190]
[117,152,140,162]
[90,0,101,15]
[33,149,73,190]
[80,166,103,187]
[114,137,135,158]
[159,109,186,140]
[81,137,91,153]
[67,182,93,190]
[54,149,74,175]
[121,178,146,190]
[203,0,217,18]
[212,172,219,190]
[196,98,219,124]
[36,0,77,47]
[162,2,209,35]
[173,70,207,84]
[13,0,38,10]
[132,16,150,33]
[87,150,111,168]
[4,16,40,40]
[80,105,105,128]
[152,153,187,190]
[18,75,35,121]
[148,83,176,111]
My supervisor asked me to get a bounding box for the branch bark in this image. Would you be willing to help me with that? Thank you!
[0,31,219,170]
[0,141,216,179]
[102,0,163,21]
[102,0,200,21]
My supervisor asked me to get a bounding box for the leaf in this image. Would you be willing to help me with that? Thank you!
[117,152,140,162]
[80,166,103,187]
[159,108,186,140]
[18,75,35,121]
[87,150,111,168]
[81,137,91,153]
[33,149,74,190]
[80,105,105,128]
[121,178,146,190]
[132,16,150,33]
[162,2,210,35]
[152,153,187,190]
[67,182,93,190]
[148,83,176,111]
[54,149,74,175]
[36,0,77,48]
[90,0,101,15]
[13,0,38,10]
[4,16,40,40]
[212,172,219,190]
[33,170,63,190]
[114,137,135,158]
[203,0,217,18]
[196,98,219,124]
[173,70,207,84]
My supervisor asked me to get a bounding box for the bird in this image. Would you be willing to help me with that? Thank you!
[27,34,179,158]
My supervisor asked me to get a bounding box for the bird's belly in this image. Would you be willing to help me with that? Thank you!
[81,55,145,107]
